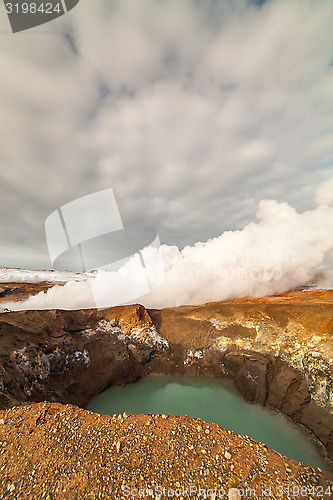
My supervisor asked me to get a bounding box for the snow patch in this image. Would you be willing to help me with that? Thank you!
[210,318,230,330]
[118,325,169,349]
[81,320,168,350]
[184,349,204,365]
[0,267,96,283]
[81,320,121,337]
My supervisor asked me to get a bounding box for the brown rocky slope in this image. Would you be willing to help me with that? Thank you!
[0,401,332,499]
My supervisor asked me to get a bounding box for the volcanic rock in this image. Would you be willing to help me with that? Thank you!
[0,285,332,465]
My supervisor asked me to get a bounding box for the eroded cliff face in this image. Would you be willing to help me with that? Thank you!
[0,306,159,410]
[0,288,332,462]
[0,402,332,500]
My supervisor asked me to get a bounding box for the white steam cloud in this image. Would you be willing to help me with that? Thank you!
[4,181,333,311]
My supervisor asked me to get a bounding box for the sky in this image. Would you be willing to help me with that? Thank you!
[0,0,333,270]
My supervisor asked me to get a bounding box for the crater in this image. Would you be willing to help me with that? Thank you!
[86,374,333,472]
[1,287,333,470]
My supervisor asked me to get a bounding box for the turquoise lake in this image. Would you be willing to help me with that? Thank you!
[86,375,332,472]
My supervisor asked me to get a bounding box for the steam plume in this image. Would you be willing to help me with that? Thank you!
[4,181,333,310]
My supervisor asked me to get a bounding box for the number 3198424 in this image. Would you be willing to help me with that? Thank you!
[5,3,62,14]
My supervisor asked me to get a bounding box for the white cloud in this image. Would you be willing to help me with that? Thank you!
[0,0,332,268]
[316,177,333,207]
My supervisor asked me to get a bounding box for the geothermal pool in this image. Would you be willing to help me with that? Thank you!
[86,375,332,472]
